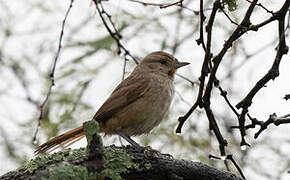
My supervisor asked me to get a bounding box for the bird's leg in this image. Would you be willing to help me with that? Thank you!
[115,131,140,147]
[115,131,162,157]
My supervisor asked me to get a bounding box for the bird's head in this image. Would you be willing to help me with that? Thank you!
[140,51,190,78]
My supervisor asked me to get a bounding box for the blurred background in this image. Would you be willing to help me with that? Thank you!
[0,0,289,179]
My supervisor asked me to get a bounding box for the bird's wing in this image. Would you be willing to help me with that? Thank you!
[93,72,150,124]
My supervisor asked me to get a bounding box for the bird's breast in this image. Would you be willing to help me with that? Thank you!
[127,75,174,135]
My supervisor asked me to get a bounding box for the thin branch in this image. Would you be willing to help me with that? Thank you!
[231,114,263,130]
[254,113,276,138]
[122,56,129,80]
[220,7,239,26]
[175,73,196,85]
[202,0,258,147]
[215,80,240,118]
[160,0,184,9]
[226,155,246,179]
[93,0,139,64]
[32,0,74,143]
[127,0,198,14]
[195,0,207,51]
[176,0,220,133]
[200,0,231,160]
[236,1,289,143]
[209,154,246,179]
[94,0,194,86]
[255,113,290,138]
[244,0,274,16]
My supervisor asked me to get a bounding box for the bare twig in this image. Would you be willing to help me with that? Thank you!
[94,0,194,86]
[176,0,221,134]
[176,73,196,85]
[231,114,263,130]
[127,0,198,14]
[226,154,246,179]
[244,0,274,15]
[254,113,276,138]
[32,0,74,143]
[200,0,231,161]
[160,0,184,9]
[236,1,289,143]
[220,7,239,26]
[122,56,129,80]
[177,0,289,154]
[254,113,290,138]
[195,0,207,51]
[215,80,240,118]
[93,0,139,64]
[209,154,246,179]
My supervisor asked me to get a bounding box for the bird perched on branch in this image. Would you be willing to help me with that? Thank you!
[35,51,189,154]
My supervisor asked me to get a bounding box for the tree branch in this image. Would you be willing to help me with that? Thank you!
[0,146,244,180]
[32,0,75,144]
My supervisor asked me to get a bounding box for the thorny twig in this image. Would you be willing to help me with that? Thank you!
[32,0,74,143]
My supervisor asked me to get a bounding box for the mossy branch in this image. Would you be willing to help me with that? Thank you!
[1,144,243,180]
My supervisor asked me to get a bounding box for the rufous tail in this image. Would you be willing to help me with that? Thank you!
[35,126,85,154]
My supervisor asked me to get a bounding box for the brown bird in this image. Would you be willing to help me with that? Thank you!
[35,51,189,153]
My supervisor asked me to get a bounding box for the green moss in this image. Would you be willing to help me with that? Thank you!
[97,147,139,180]
[20,131,139,180]
[64,148,87,161]
[83,120,102,149]
[42,147,138,180]
[43,162,96,180]
[144,162,152,169]
[21,148,87,173]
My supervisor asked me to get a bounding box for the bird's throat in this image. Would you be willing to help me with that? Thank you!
[168,68,176,78]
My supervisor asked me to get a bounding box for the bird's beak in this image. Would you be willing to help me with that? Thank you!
[174,61,190,69]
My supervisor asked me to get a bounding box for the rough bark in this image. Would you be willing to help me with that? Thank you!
[0,145,243,180]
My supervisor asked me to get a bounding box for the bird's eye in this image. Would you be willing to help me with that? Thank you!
[160,60,167,65]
